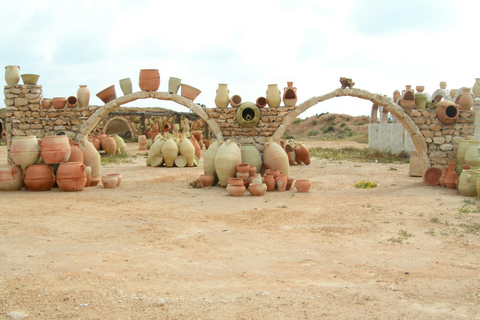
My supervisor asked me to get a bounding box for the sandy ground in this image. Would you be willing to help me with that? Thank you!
[0,140,479,320]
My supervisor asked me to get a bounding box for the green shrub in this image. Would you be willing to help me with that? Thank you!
[311,119,317,126]
[308,130,318,136]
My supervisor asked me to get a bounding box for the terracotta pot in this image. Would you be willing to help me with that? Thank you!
[188,136,201,160]
[227,177,244,186]
[91,138,101,151]
[436,100,459,125]
[286,178,294,191]
[107,173,122,186]
[90,177,100,186]
[192,131,202,142]
[283,82,298,107]
[295,180,311,192]
[265,169,280,179]
[68,140,84,163]
[101,136,117,155]
[249,165,256,177]
[78,138,101,180]
[9,136,41,166]
[56,162,86,192]
[256,97,267,108]
[415,85,425,93]
[102,175,118,188]
[168,77,181,94]
[23,164,55,191]
[400,85,415,109]
[138,135,147,150]
[21,74,39,85]
[230,95,242,107]
[248,183,267,196]
[294,142,310,165]
[215,83,230,108]
[77,85,90,108]
[204,139,211,149]
[265,174,276,191]
[139,69,160,91]
[52,97,66,109]
[41,98,52,109]
[66,96,78,108]
[444,163,458,189]
[458,87,473,110]
[285,142,296,165]
[423,167,442,186]
[236,163,250,174]
[439,166,447,187]
[180,84,201,101]
[263,137,290,177]
[215,140,242,187]
[199,174,215,187]
[393,90,401,103]
[266,84,281,108]
[440,81,447,90]
[39,135,72,164]
[96,85,116,103]
[276,174,288,192]
[119,78,133,95]
[236,171,250,180]
[226,184,245,196]
[5,65,20,85]
[0,164,23,191]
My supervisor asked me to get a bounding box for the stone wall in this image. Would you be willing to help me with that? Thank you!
[205,106,295,150]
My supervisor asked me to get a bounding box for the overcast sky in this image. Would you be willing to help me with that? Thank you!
[2,0,478,117]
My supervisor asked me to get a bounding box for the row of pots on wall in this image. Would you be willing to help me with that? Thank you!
[5,65,39,86]
[213,82,298,109]
[96,70,201,104]
[41,85,91,110]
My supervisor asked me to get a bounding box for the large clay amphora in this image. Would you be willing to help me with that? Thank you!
[263,137,290,177]
[77,85,90,108]
[24,164,55,191]
[464,140,480,167]
[0,164,23,191]
[215,139,242,187]
[204,139,223,184]
[283,82,297,107]
[101,135,117,155]
[10,136,40,166]
[214,83,230,108]
[161,135,179,167]
[179,134,196,167]
[56,162,86,192]
[458,169,480,197]
[266,84,281,108]
[240,144,263,173]
[39,135,71,164]
[5,65,20,85]
[147,136,165,166]
[294,142,310,165]
[456,140,471,174]
[78,138,101,179]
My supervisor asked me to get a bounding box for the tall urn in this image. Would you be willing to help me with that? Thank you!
[214,139,242,187]
[214,83,230,108]
[5,65,20,85]
[266,84,281,108]
[77,85,90,108]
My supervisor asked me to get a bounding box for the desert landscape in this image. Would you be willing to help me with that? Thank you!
[1,137,479,319]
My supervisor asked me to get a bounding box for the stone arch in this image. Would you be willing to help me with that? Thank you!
[75,91,223,142]
[272,88,430,172]
[102,116,135,138]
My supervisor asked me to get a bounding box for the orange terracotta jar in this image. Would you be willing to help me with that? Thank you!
[23,164,55,191]
[139,69,160,91]
[39,135,72,164]
[295,180,311,192]
[56,162,86,192]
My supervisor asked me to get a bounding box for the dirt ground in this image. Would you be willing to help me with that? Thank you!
[1,140,479,319]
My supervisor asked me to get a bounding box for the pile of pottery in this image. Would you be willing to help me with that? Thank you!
[281,139,311,165]
[424,139,480,197]
[5,65,40,86]
[41,85,91,110]
[146,133,201,167]
[213,82,298,108]
[96,69,201,103]
[89,132,126,155]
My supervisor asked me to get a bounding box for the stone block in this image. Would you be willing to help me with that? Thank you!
[421,130,434,139]
[14,98,28,107]
[433,137,445,144]
[440,143,453,151]
[4,99,14,106]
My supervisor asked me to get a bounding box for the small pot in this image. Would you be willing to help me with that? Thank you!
[102,175,118,188]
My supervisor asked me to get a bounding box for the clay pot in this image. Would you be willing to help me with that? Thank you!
[41,98,52,109]
[52,97,66,109]
[276,174,288,192]
[266,84,281,108]
[0,164,23,191]
[265,174,276,191]
[139,69,160,91]
[101,136,117,155]
[256,97,267,108]
[215,140,242,187]
[415,92,428,110]
[436,100,459,125]
[240,144,263,173]
[215,83,230,108]
[450,89,458,98]
[400,85,415,109]
[283,82,298,107]
[77,85,90,108]
[180,84,201,101]
[192,131,202,142]
[393,90,401,103]
[265,169,280,179]
[138,135,147,150]
[162,135,179,167]
[227,177,244,186]
[456,140,471,174]
[230,95,242,107]
[285,142,296,165]
[248,183,267,196]
[168,77,181,94]
[458,169,480,197]
[188,136,201,160]
[56,162,86,192]
[236,163,250,174]
[39,135,72,164]
[249,165,256,177]
[21,74,39,85]
[199,174,215,187]
[295,180,311,192]
[464,140,480,167]
[101,175,118,188]
[91,138,101,151]
[96,132,107,143]
[9,136,41,166]
[444,163,458,189]
[458,87,473,110]
[147,136,166,166]
[204,140,223,184]
[439,166,447,187]
[90,177,100,187]
[68,140,84,163]
[286,178,294,191]
[415,85,425,93]
[78,138,101,180]
[204,139,211,149]
[96,85,116,103]
[23,164,55,191]
[66,96,78,108]
[226,184,245,196]
[473,78,480,97]
[440,81,447,90]
[107,173,122,186]
[119,78,133,95]
[423,167,442,186]
[294,142,310,165]
[5,65,20,85]
[179,135,196,166]
[263,138,290,177]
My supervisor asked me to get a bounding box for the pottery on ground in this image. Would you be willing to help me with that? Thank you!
[263,137,290,177]
[0,164,23,191]
[423,167,442,186]
[39,135,72,164]
[199,174,215,187]
[203,139,223,184]
[162,135,179,167]
[68,140,84,163]
[102,175,118,188]
[78,138,101,180]
[101,136,117,155]
[248,183,267,196]
[138,135,147,150]
[56,162,87,192]
[226,184,246,196]
[464,140,480,167]
[295,179,311,192]
[458,169,480,197]
[215,140,242,187]
[444,163,458,189]
[9,135,41,166]
[107,173,122,186]
[23,164,55,191]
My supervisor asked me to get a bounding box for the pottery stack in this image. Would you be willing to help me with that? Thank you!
[146,133,200,168]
